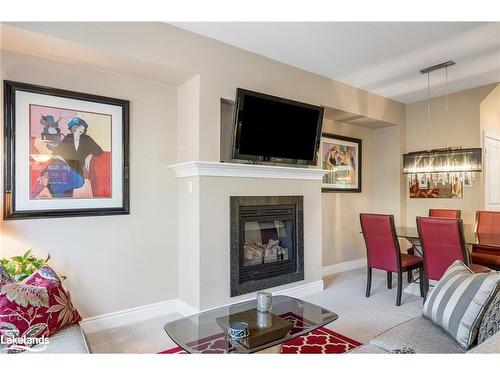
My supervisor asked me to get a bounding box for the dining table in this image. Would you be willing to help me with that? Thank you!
[361,225,500,297]
[395,225,500,253]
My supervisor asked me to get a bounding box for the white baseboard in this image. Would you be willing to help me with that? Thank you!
[189,280,325,315]
[80,280,325,333]
[176,299,199,317]
[277,280,324,298]
[80,299,182,334]
[322,258,366,277]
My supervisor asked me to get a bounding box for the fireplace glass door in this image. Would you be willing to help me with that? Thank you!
[243,220,293,266]
[238,204,297,283]
[230,196,304,297]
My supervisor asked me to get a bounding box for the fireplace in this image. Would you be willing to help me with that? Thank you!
[230,196,304,296]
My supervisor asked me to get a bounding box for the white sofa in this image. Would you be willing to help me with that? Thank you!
[23,323,90,354]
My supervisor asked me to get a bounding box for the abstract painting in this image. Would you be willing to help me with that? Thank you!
[320,133,362,192]
[29,105,112,200]
[4,81,129,219]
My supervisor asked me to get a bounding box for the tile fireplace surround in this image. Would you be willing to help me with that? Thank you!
[169,161,328,311]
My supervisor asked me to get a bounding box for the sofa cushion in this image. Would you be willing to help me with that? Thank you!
[369,316,466,353]
[477,289,500,345]
[22,324,89,354]
[0,265,81,353]
[467,330,500,354]
[422,260,500,349]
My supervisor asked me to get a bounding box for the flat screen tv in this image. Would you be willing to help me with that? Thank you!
[232,88,324,165]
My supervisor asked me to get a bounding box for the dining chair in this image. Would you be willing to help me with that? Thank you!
[416,216,491,298]
[475,210,500,234]
[360,213,424,306]
[471,211,500,270]
[429,208,461,219]
[406,208,462,282]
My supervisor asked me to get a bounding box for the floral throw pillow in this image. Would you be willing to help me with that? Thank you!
[0,265,81,353]
[478,289,500,345]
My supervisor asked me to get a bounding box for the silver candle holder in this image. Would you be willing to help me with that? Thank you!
[256,291,272,312]
[257,310,272,329]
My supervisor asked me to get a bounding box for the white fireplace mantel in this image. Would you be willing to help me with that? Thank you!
[168,161,329,180]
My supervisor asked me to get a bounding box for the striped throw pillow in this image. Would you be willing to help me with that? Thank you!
[422,260,500,349]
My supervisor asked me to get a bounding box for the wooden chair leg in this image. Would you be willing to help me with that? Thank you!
[387,271,392,289]
[422,275,429,300]
[407,270,413,283]
[396,272,403,306]
[366,267,372,297]
[418,267,424,298]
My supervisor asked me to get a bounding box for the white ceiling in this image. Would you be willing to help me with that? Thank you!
[172,22,500,103]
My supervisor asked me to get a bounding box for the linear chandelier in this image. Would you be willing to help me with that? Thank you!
[402,61,482,176]
[402,147,482,174]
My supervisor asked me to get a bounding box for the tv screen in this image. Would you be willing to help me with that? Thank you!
[232,89,324,165]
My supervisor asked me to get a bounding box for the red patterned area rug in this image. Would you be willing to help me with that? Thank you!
[159,312,361,354]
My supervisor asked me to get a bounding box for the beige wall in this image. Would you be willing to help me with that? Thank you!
[0,50,179,318]
[405,84,497,226]
[372,125,406,226]
[176,177,200,309]
[481,83,500,134]
[321,120,404,266]
[177,75,201,162]
[321,120,374,266]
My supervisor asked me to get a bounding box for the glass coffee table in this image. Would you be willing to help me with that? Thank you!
[164,295,338,354]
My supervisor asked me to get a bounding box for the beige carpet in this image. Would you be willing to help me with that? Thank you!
[305,267,422,344]
[85,267,422,353]
[86,313,182,353]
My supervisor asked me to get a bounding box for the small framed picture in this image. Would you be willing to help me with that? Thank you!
[3,81,130,219]
[320,133,362,193]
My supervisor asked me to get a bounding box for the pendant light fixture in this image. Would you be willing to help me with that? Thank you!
[402,61,482,181]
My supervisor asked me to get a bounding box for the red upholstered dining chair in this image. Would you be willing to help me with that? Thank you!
[429,208,461,219]
[416,217,491,297]
[406,208,462,282]
[471,211,500,270]
[360,213,424,306]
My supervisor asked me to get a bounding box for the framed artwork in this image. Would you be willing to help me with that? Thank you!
[3,81,130,219]
[320,133,362,192]
[409,175,463,199]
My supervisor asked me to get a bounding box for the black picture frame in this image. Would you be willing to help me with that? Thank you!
[320,133,362,193]
[3,80,130,219]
